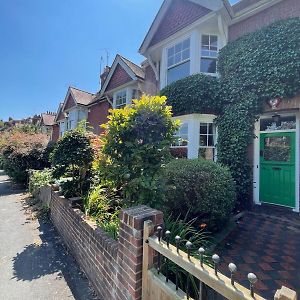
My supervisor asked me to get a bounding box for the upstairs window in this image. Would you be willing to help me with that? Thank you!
[167,38,190,85]
[172,123,188,147]
[115,90,127,108]
[200,35,218,74]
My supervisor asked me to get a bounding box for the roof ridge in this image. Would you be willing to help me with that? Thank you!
[118,55,143,70]
[69,86,94,95]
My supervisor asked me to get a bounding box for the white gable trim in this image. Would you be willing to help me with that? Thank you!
[61,88,77,112]
[139,0,171,55]
[100,55,137,97]
[54,103,63,123]
[145,11,217,55]
[139,0,225,55]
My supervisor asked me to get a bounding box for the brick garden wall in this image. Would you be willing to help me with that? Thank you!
[49,189,163,300]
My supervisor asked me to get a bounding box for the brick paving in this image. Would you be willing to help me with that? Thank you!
[216,210,300,299]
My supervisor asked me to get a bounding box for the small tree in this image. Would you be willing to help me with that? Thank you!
[98,95,179,207]
[51,125,94,197]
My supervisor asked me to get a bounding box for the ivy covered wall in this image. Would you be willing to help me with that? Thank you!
[161,18,300,207]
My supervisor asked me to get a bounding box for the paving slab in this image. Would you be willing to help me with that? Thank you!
[0,171,99,300]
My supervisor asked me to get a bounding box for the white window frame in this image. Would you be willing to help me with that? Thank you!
[172,114,217,160]
[199,122,217,161]
[166,37,191,86]
[200,34,219,75]
[113,87,133,109]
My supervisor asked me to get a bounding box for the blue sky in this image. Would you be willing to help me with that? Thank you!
[0,0,239,121]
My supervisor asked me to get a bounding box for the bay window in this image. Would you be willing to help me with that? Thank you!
[200,34,218,74]
[171,115,217,161]
[167,38,190,85]
[172,123,188,147]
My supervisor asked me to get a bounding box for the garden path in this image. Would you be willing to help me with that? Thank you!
[0,171,99,300]
[217,209,300,299]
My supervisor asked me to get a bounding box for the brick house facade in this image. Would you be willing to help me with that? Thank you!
[139,0,300,211]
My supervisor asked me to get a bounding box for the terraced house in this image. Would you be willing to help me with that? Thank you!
[51,0,300,212]
[138,0,300,212]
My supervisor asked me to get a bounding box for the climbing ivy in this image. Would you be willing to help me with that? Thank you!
[161,18,300,207]
[160,73,222,116]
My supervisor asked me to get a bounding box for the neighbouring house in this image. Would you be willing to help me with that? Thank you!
[138,0,300,211]
[51,86,98,141]
[38,111,56,137]
[91,54,145,108]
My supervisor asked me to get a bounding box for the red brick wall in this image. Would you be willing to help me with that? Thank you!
[143,65,159,95]
[51,124,60,142]
[50,190,163,300]
[149,0,211,47]
[229,0,300,41]
[87,101,110,135]
[106,64,132,92]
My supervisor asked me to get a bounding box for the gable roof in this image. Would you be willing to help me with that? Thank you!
[69,87,94,106]
[139,0,225,54]
[99,55,144,96]
[119,55,145,79]
[41,113,56,126]
[54,103,65,123]
[61,86,95,112]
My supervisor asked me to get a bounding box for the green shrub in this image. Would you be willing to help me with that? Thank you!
[29,169,53,198]
[84,185,121,239]
[0,155,4,169]
[98,95,179,207]
[0,131,50,184]
[51,126,94,198]
[164,158,236,230]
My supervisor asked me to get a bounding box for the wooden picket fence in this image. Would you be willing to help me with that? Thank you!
[141,220,297,300]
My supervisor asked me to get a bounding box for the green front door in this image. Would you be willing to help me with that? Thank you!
[260,132,295,208]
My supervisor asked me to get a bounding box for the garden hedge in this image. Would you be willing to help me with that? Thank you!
[164,158,236,230]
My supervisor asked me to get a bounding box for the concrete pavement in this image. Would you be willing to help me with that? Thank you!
[0,171,99,300]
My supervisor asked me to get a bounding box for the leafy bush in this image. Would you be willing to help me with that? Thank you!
[51,126,94,198]
[98,95,179,207]
[84,185,121,239]
[0,130,50,184]
[164,158,236,230]
[0,155,4,169]
[29,168,53,198]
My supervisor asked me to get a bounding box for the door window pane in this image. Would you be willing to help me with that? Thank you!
[264,136,291,162]
[260,116,296,131]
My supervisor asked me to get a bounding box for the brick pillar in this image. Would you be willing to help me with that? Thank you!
[118,205,163,300]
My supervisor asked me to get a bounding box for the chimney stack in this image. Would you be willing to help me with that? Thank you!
[100,66,111,87]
